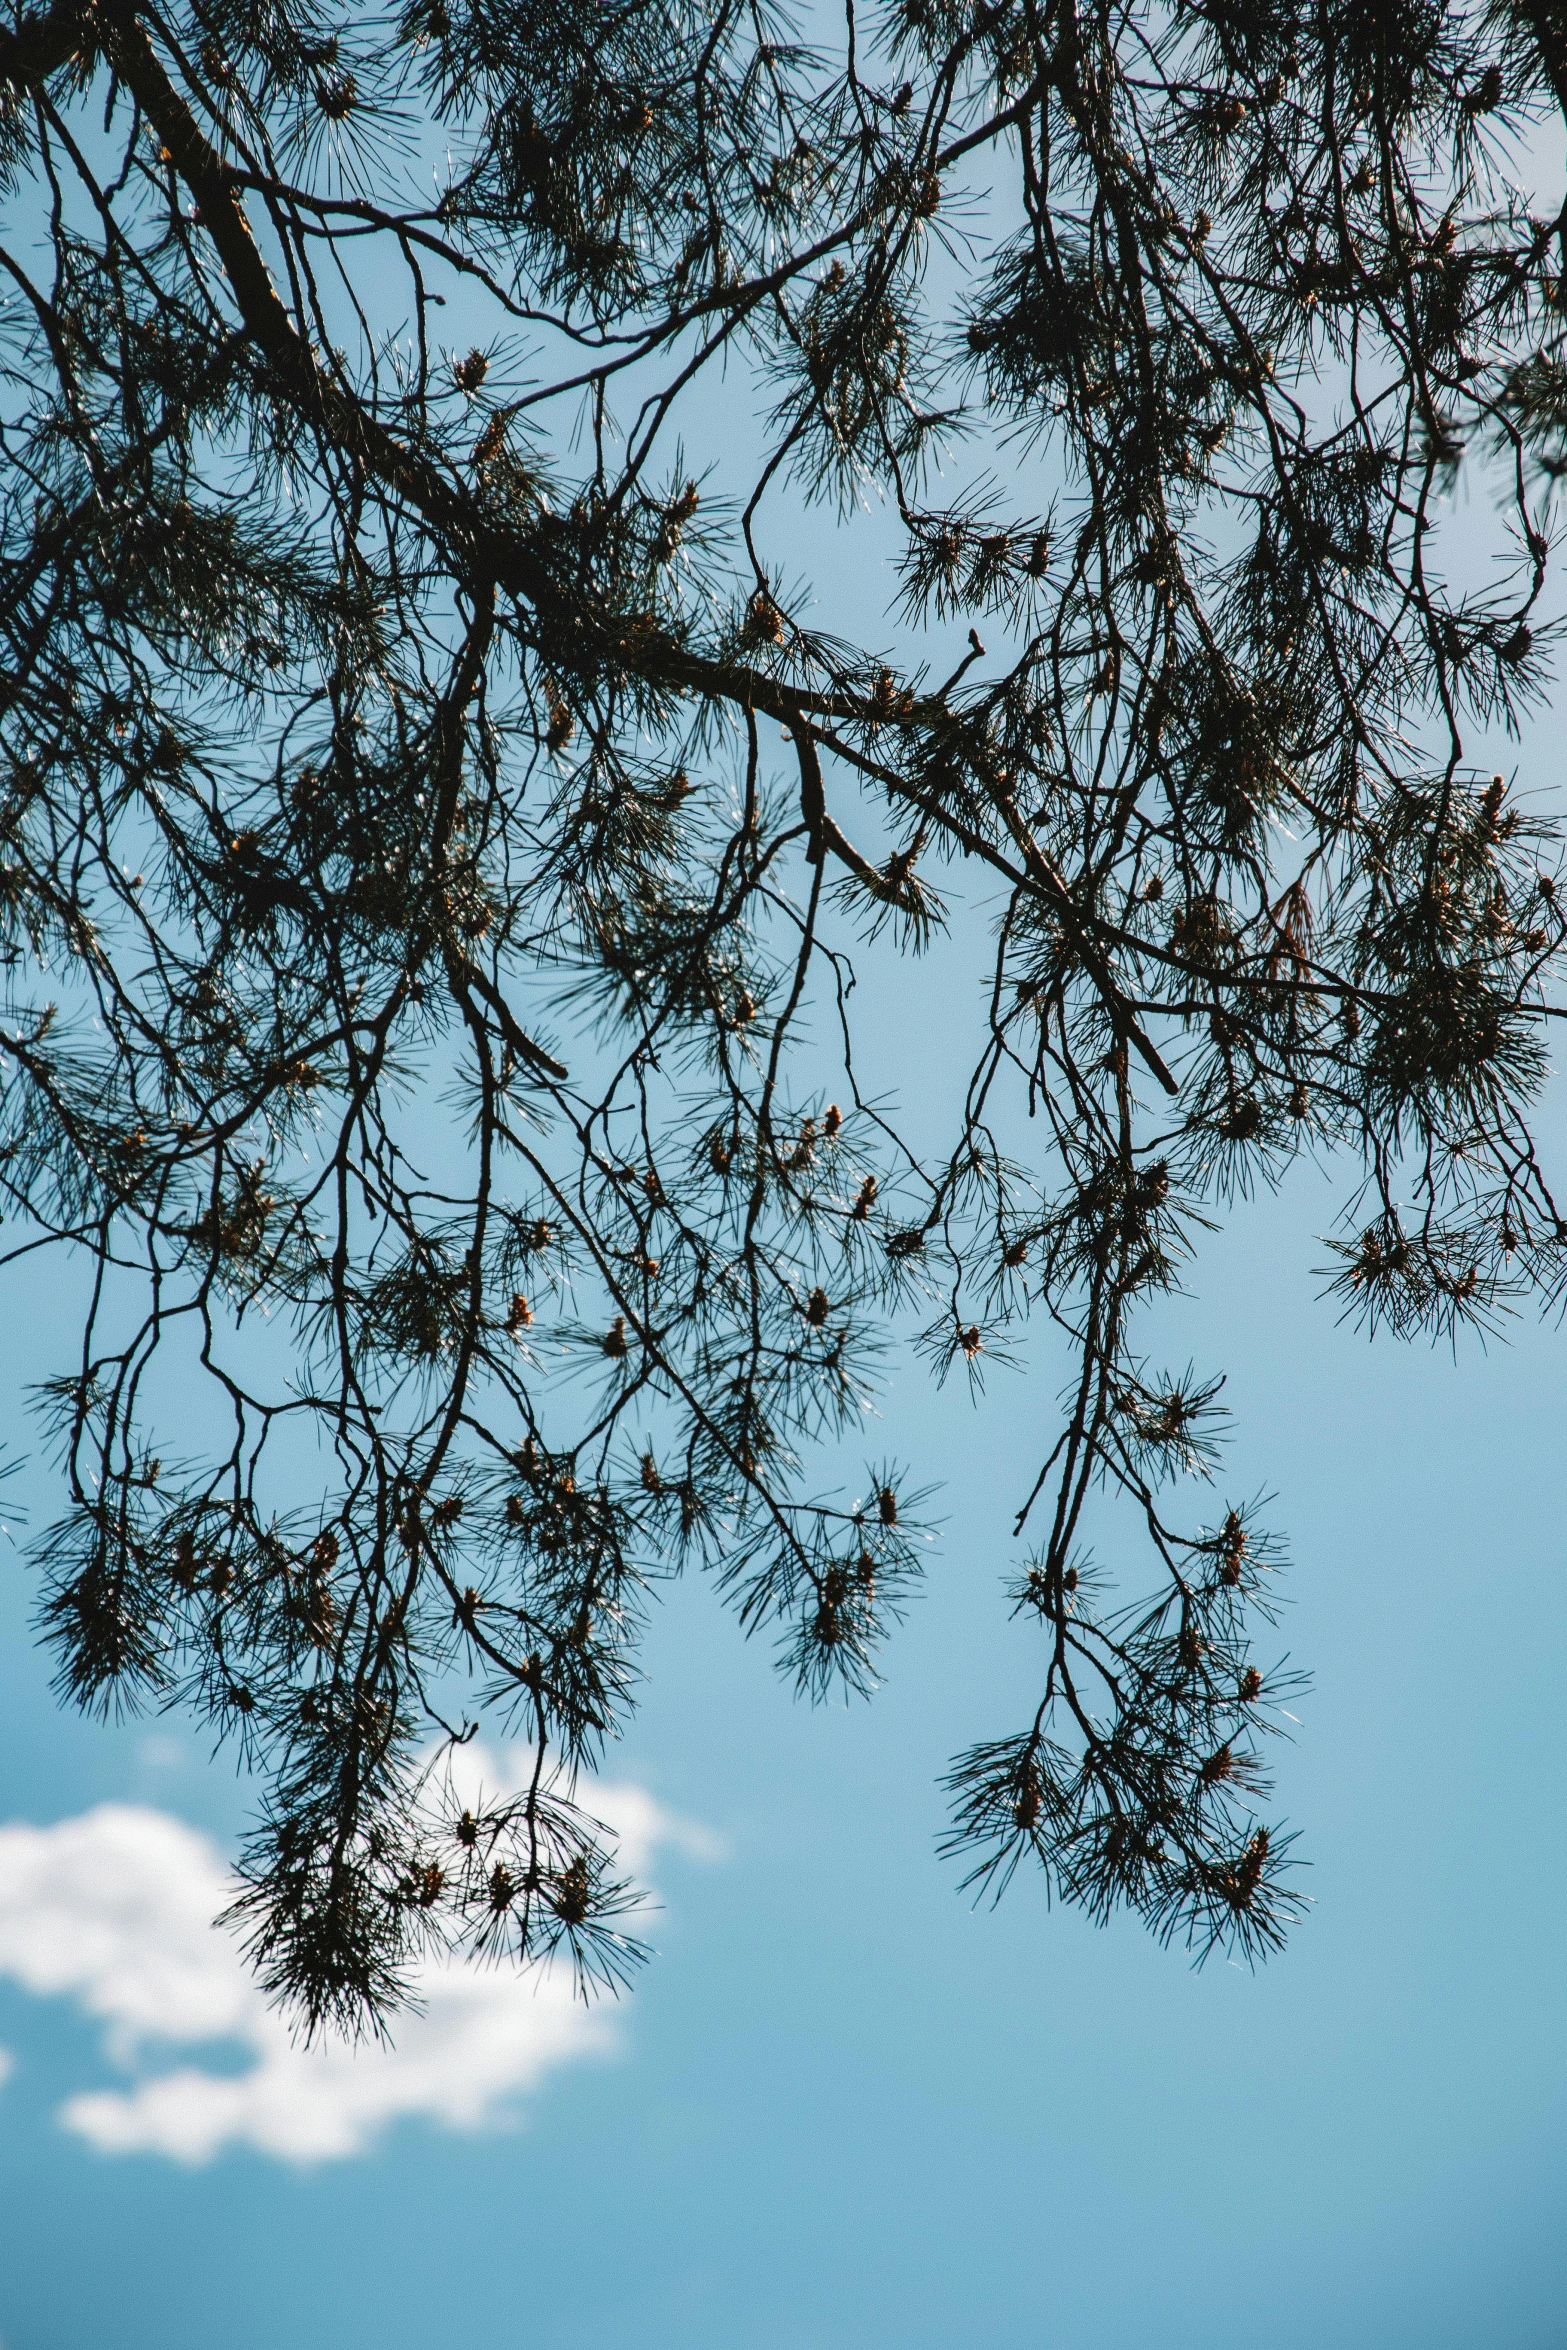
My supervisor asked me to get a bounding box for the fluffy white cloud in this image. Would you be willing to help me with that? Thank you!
[0,1751,714,2165]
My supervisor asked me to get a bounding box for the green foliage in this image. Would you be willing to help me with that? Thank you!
[1,0,1564,2031]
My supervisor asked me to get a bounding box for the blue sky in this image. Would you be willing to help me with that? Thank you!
[1,89,1566,2350]
[0,1102,1564,2346]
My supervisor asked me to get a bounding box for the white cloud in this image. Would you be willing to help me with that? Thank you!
[0,1752,712,2165]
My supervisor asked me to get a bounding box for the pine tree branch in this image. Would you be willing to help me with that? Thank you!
[68,2,1178,1093]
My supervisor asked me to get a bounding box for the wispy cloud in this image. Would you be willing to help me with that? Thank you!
[0,1750,714,2164]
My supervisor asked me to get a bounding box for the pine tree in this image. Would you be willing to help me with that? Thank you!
[0,0,1563,2031]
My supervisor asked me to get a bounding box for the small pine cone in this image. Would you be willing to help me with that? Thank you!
[743,592,785,645]
[867,668,899,721]
[315,73,359,120]
[472,414,508,467]
[1235,1827,1270,1899]
[553,1856,592,1925]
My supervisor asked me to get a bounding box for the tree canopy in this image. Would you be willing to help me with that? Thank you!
[1,0,1564,2034]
